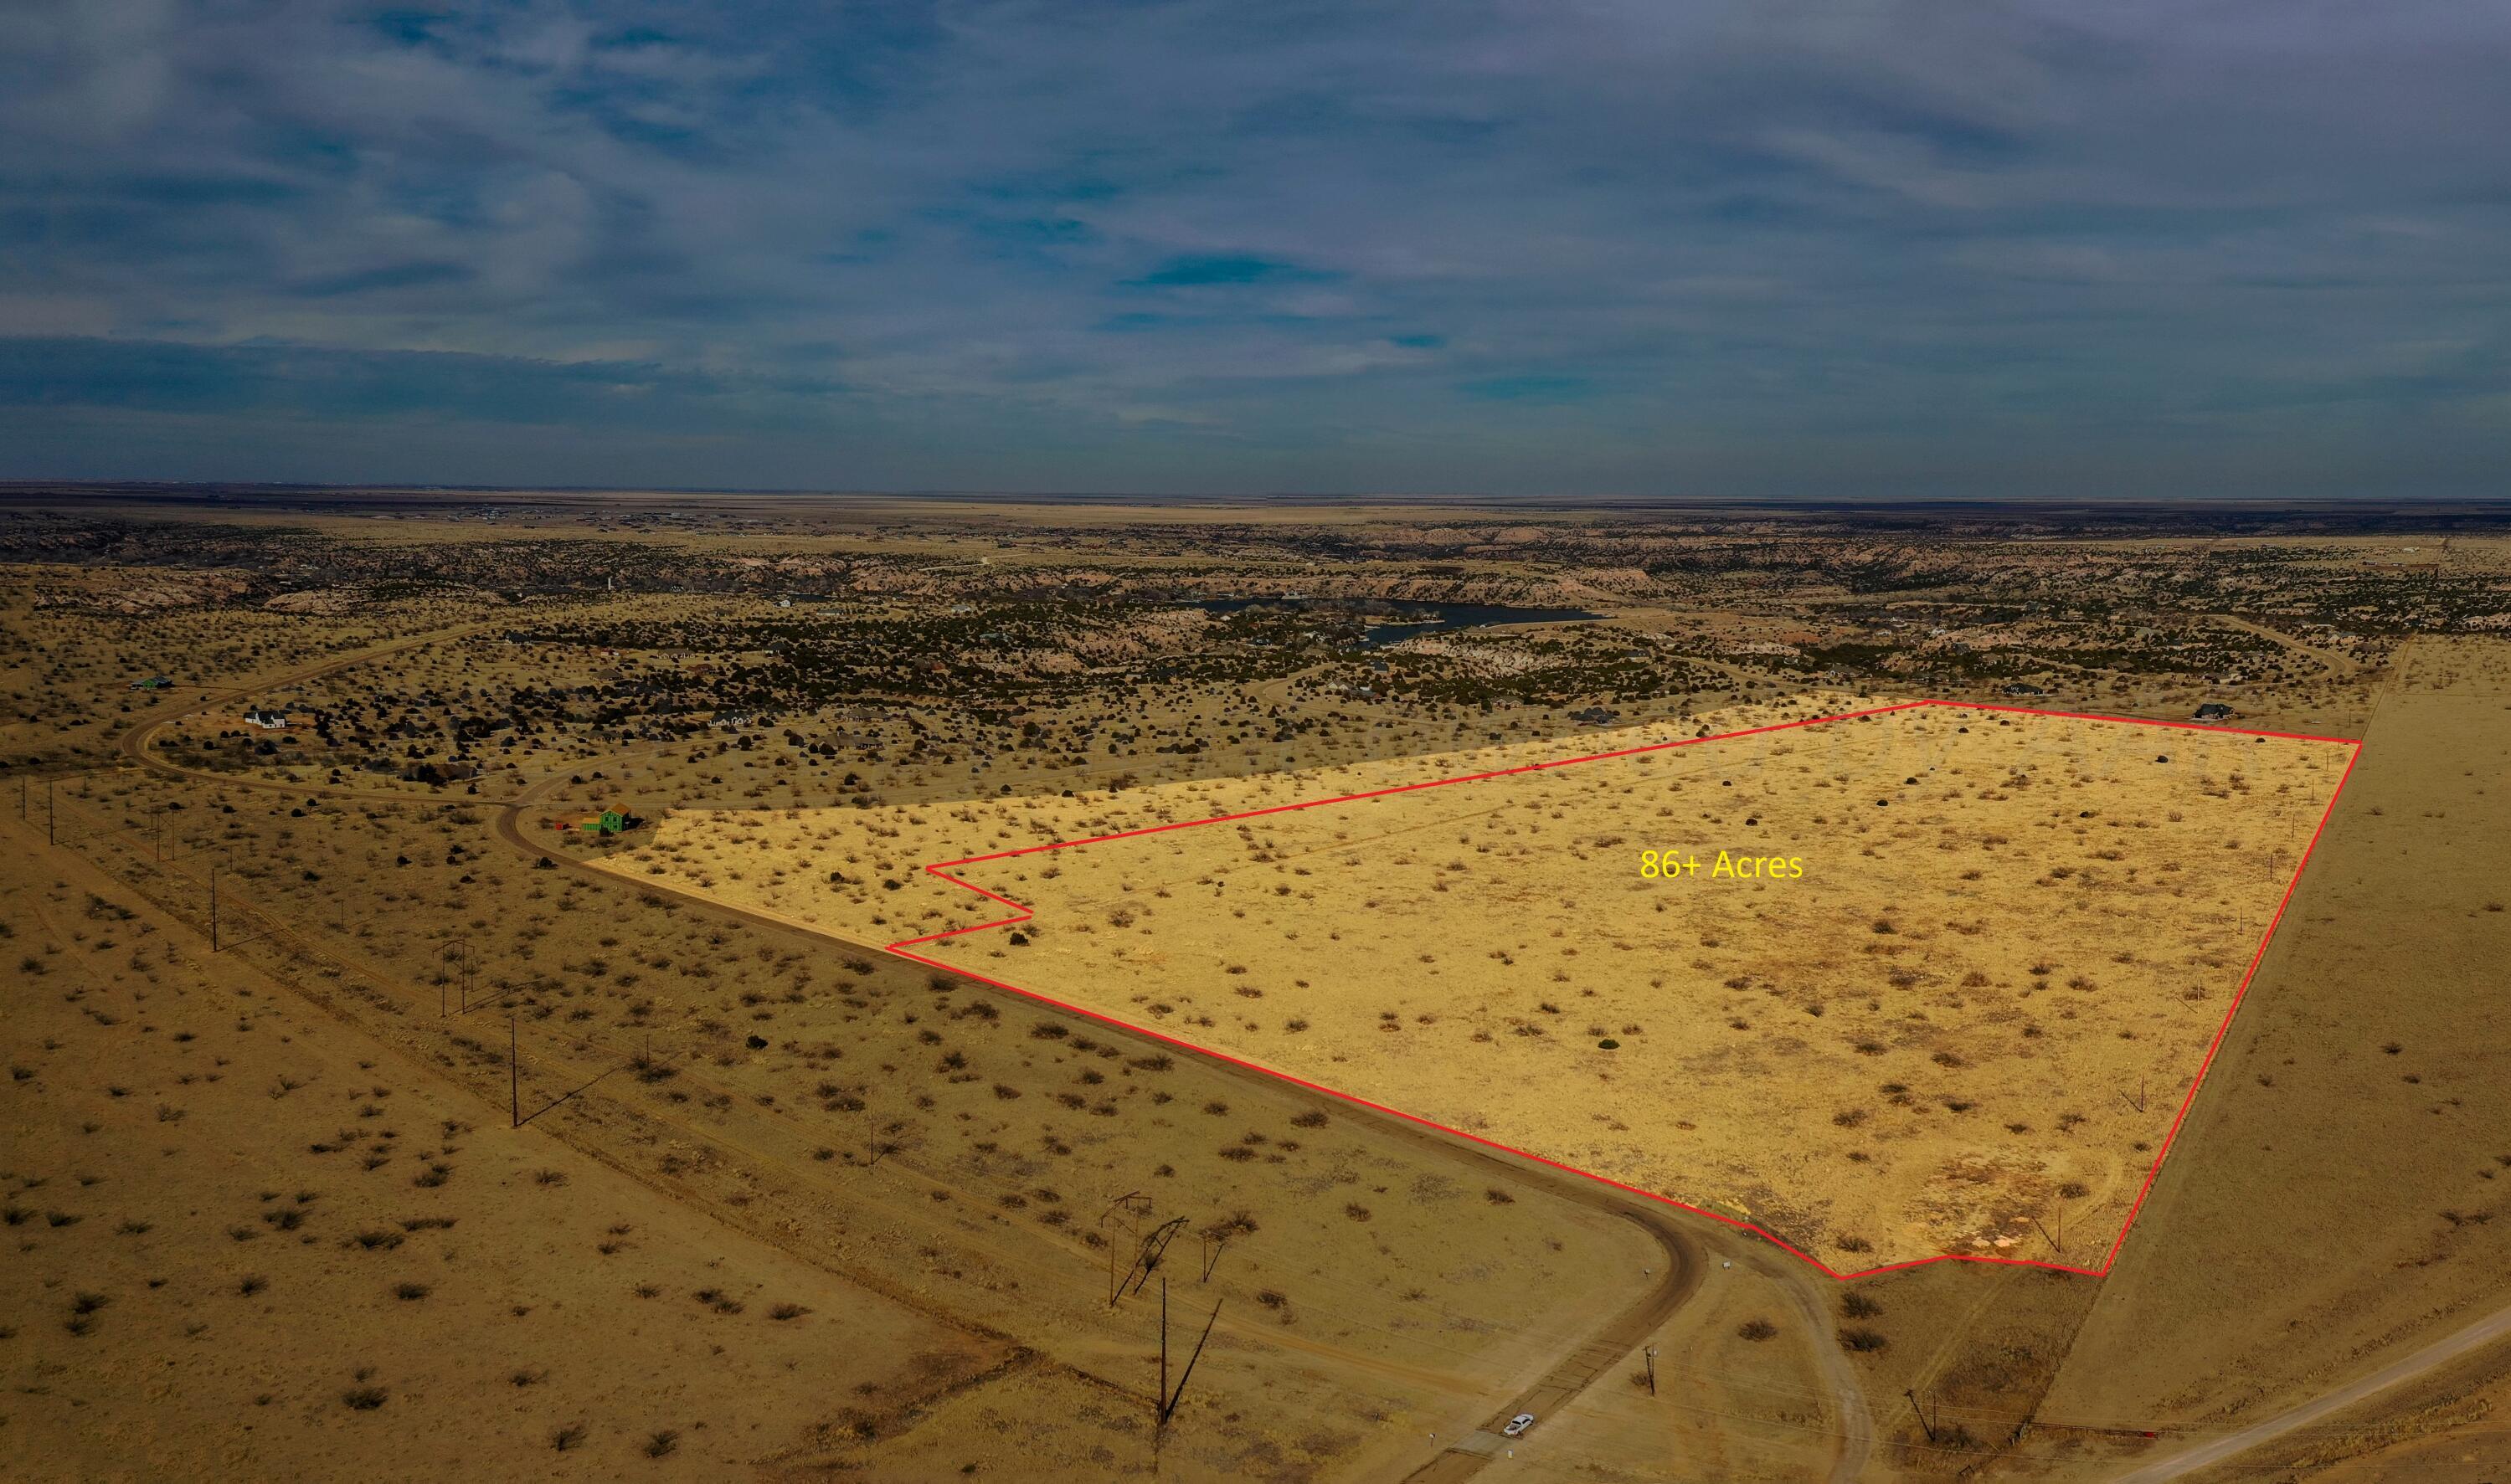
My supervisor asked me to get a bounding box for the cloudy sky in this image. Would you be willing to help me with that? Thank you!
[4,1,2507,496]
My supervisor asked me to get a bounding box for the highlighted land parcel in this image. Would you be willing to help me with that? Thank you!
[618,700,2358,1277]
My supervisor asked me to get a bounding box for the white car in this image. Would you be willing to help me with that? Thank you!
[1502,1413,1536,1438]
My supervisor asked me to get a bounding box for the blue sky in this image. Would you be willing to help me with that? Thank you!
[3,0,2507,496]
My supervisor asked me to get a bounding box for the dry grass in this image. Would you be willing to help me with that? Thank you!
[633,704,2349,1266]
[2040,637,2511,1459]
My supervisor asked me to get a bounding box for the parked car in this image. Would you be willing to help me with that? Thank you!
[1502,1413,1536,1437]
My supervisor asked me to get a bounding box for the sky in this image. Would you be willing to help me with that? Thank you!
[3,0,2508,498]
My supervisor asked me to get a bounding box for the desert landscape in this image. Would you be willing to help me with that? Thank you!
[6,489,2509,1482]
[13,4,2510,1474]
[623,701,2353,1273]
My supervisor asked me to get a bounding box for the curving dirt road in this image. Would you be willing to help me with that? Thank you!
[112,626,1872,1484]
[1399,1214,1701,1482]
[2210,614,2364,680]
[115,622,525,803]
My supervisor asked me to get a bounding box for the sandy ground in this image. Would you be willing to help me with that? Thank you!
[39,749,1686,1481]
[2298,1343,2511,1483]
[1469,1247,1847,1482]
[23,509,2511,1482]
[0,814,1001,1481]
[620,701,2351,1271]
[2031,637,2511,1476]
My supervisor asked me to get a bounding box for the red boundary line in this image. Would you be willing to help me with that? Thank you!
[882,698,2364,1282]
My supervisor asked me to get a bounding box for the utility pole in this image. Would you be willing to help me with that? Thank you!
[48,776,56,846]
[510,1008,521,1128]
[1125,1218,1187,1302]
[209,865,219,952]
[1100,1192,1148,1306]
[1644,1345,1658,1397]
[1105,1204,1122,1305]
[1158,1276,1170,1426]
[443,937,475,1015]
[1907,1389,1937,1445]
[1160,1299,1221,1426]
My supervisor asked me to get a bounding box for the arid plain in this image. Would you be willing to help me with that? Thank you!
[623,701,2351,1274]
[7,490,2511,1482]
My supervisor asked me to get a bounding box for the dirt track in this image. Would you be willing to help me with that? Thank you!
[2114,1297,2511,1481]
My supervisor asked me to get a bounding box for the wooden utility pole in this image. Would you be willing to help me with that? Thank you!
[1125,1217,1188,1301]
[209,865,219,951]
[443,937,475,1015]
[509,1008,520,1128]
[1160,1300,1221,1426]
[1907,1389,1937,1444]
[1644,1345,1658,1396]
[1100,1192,1149,1306]
[1158,1276,1169,1425]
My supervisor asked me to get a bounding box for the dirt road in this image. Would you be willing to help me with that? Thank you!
[1397,1209,1701,1482]
[2210,614,2363,679]
[2114,1299,2511,1481]
[1788,1266,1877,1484]
[114,620,529,803]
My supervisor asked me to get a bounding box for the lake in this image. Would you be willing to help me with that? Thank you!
[1186,597,1600,649]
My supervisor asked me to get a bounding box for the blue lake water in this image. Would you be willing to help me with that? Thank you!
[1187,598,1601,649]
